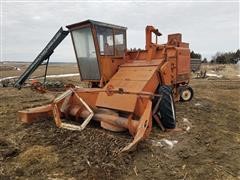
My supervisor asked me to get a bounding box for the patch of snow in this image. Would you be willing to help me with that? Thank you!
[150,140,164,147]
[0,76,18,82]
[0,73,80,82]
[195,103,201,106]
[182,118,192,132]
[206,73,223,78]
[151,139,178,149]
[161,139,178,149]
[183,118,190,124]
[45,73,79,78]
[186,126,191,131]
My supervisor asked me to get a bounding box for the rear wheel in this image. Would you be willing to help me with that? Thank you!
[153,86,176,129]
[180,86,194,102]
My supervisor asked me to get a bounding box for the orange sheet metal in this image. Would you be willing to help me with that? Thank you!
[18,104,53,123]
[121,59,163,67]
[96,60,162,112]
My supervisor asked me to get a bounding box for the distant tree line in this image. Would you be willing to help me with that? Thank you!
[211,49,240,64]
[190,49,240,64]
[190,51,202,59]
[190,51,208,63]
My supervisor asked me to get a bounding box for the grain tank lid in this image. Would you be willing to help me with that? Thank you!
[66,19,127,30]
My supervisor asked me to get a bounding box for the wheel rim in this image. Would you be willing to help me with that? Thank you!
[181,89,191,101]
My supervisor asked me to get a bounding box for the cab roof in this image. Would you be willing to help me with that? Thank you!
[66,19,127,30]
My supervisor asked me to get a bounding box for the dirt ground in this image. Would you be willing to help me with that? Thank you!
[0,64,239,179]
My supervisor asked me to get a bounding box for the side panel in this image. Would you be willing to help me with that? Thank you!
[99,57,125,82]
[176,48,190,83]
[134,72,160,117]
[96,65,159,112]
[160,48,177,86]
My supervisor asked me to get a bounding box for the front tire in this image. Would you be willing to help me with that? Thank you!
[154,86,176,129]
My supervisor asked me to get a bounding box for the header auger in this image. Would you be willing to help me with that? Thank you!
[17,20,193,152]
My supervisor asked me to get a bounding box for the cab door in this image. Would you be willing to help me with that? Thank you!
[71,27,100,80]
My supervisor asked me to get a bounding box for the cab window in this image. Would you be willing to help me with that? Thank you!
[114,30,126,56]
[96,26,114,55]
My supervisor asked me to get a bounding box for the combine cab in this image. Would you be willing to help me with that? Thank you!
[17,20,193,152]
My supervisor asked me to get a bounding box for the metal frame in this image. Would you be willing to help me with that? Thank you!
[43,57,50,86]
[53,89,94,131]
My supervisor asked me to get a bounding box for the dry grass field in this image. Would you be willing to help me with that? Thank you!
[0,63,239,179]
[0,63,80,78]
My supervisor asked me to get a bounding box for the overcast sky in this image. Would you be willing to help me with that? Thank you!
[1,0,239,62]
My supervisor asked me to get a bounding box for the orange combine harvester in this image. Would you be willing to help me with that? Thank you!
[16,20,193,152]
